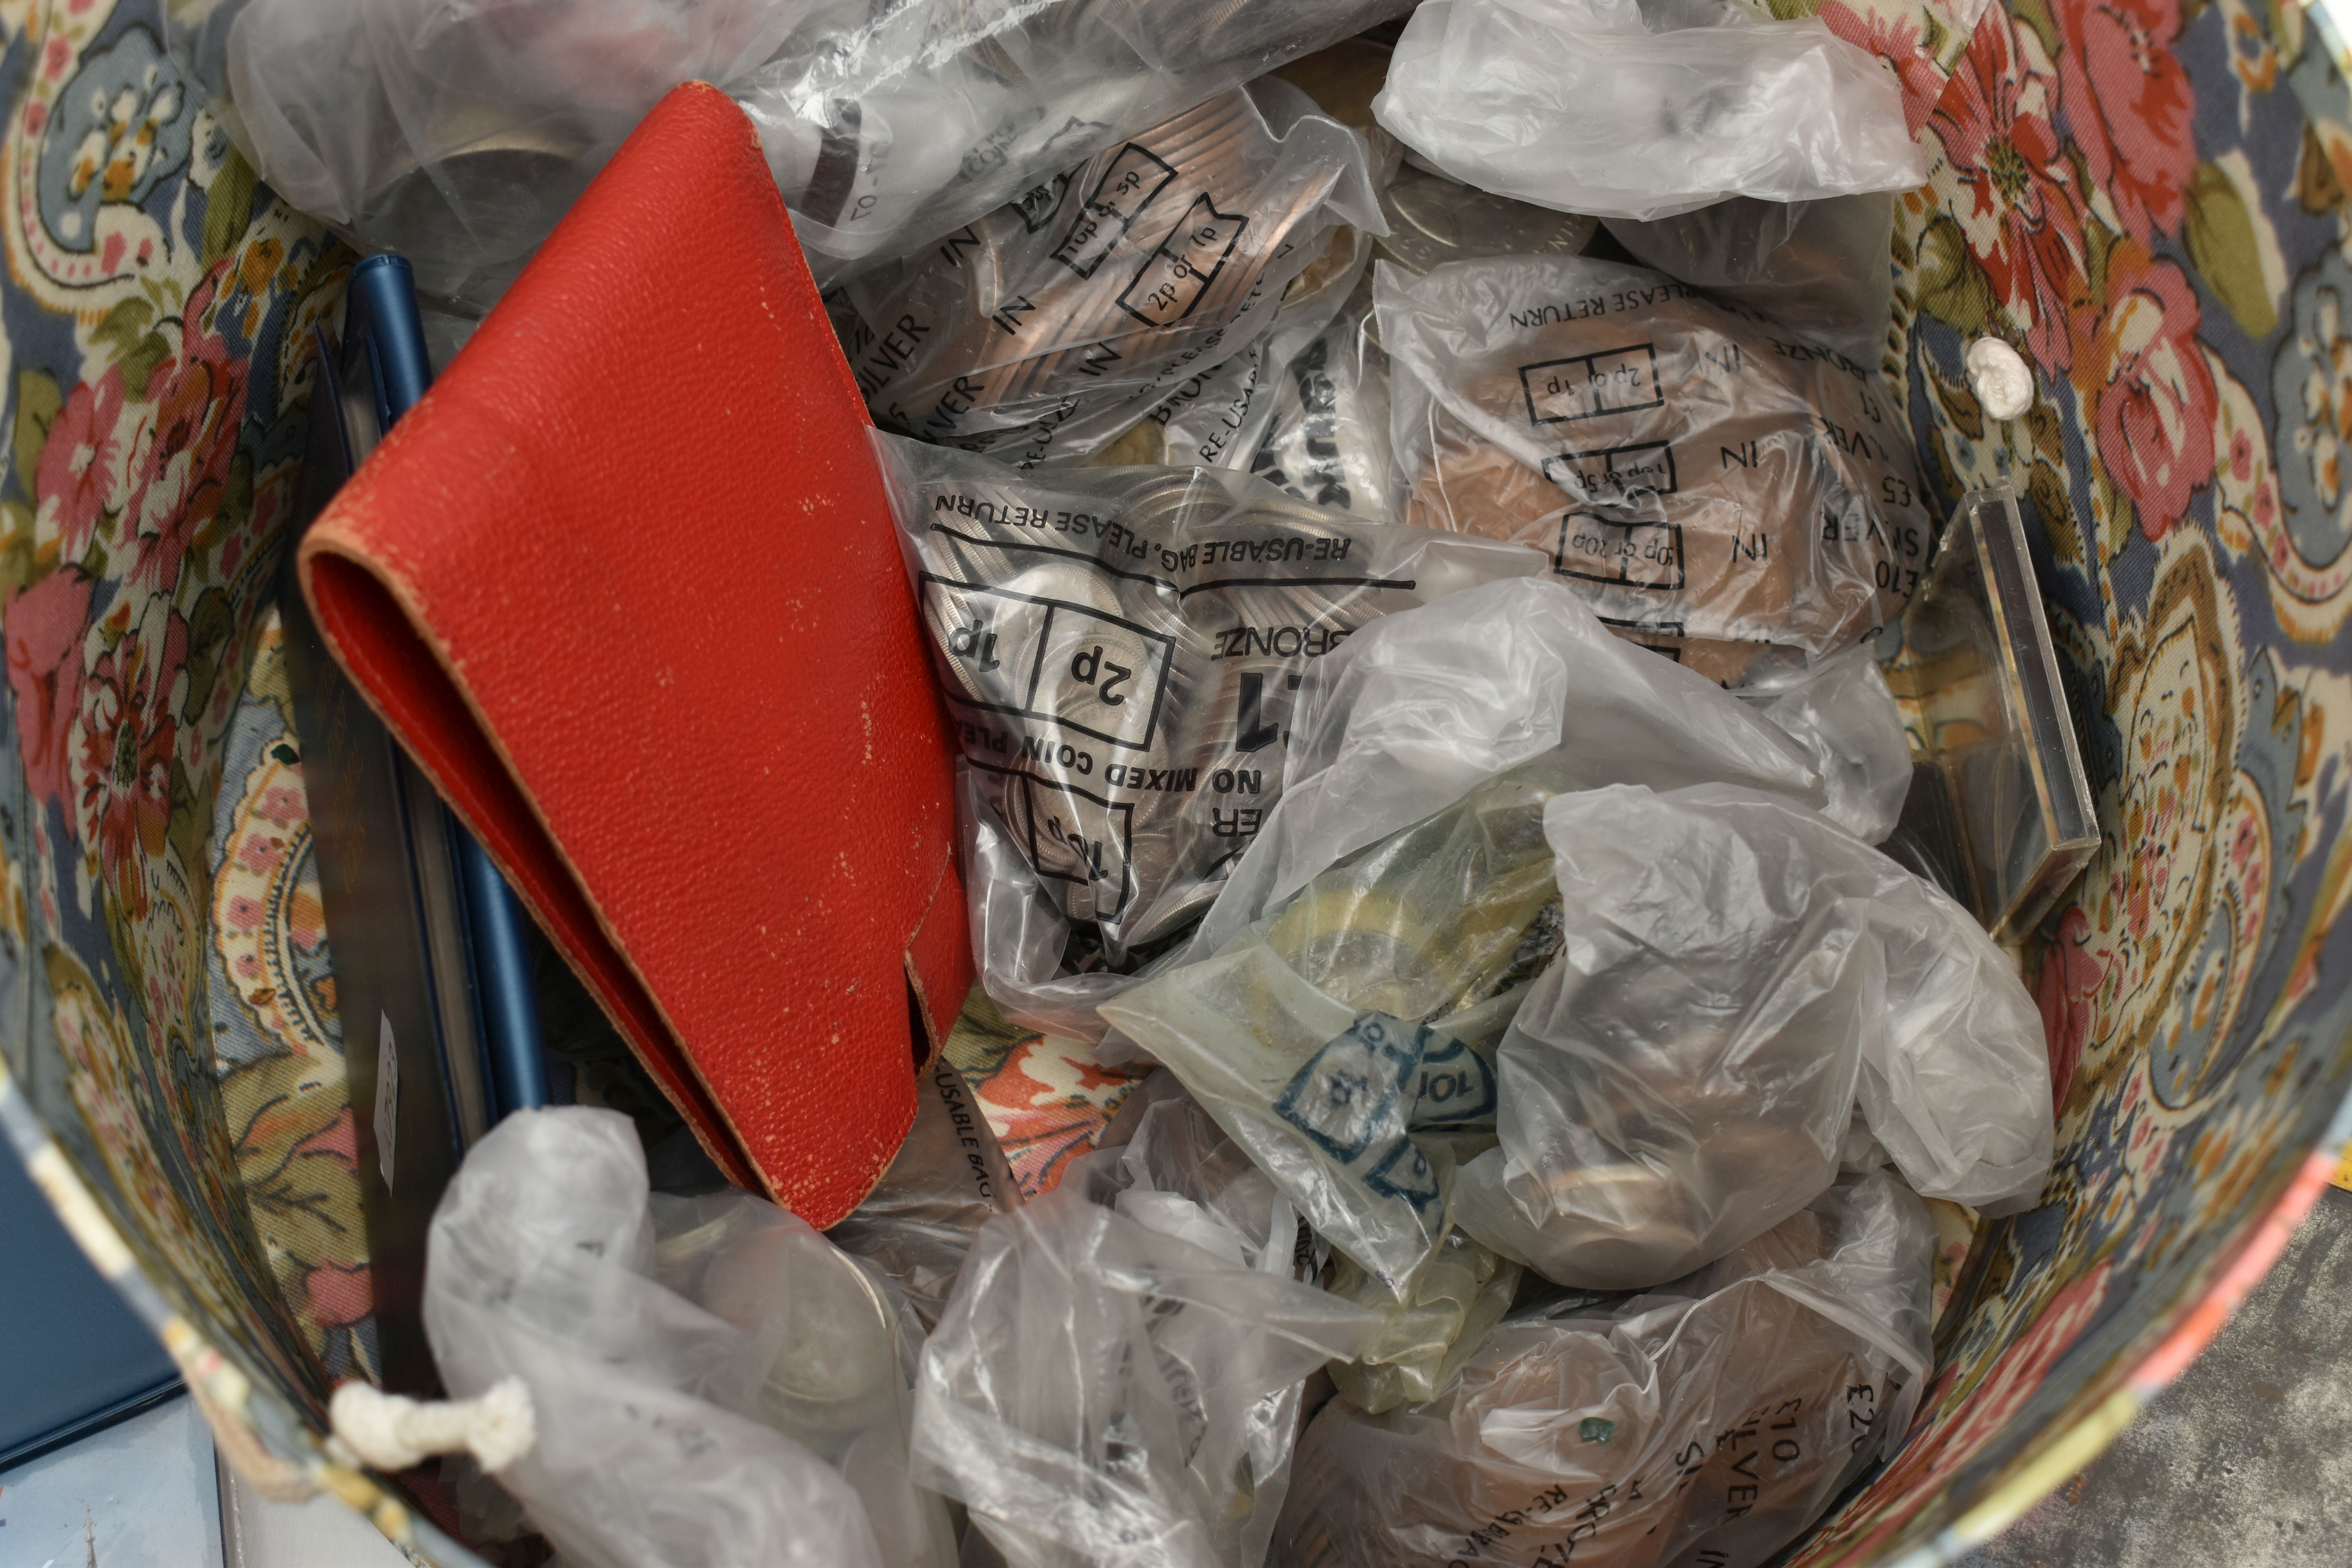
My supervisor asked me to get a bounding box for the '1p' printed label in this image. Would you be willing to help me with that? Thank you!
[1120,196,1248,327]
[1521,343,1665,425]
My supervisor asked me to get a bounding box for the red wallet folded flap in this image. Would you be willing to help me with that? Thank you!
[298,81,972,1226]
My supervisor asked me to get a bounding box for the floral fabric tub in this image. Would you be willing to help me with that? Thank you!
[2,0,2350,1563]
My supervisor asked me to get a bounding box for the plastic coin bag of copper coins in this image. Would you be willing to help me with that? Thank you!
[1271,1171,1933,1568]
[1247,164,1599,521]
[735,0,1423,275]
[1178,577,1903,971]
[1370,0,1927,222]
[1091,219,1380,474]
[1380,251,1942,684]
[911,1116,1382,1568]
[1452,782,2053,1292]
[422,1107,900,1568]
[871,432,1541,989]
[838,82,1378,468]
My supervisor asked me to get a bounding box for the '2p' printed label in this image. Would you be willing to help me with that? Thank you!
[1521,343,1665,425]
[920,576,1178,751]
[1542,439,1679,501]
[1120,196,1249,327]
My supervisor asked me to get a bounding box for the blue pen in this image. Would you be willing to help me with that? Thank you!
[347,254,551,1118]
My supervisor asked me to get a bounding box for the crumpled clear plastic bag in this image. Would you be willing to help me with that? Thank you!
[1272,1171,1933,1568]
[1604,193,1900,365]
[1245,165,1598,521]
[169,0,805,307]
[1381,251,1938,683]
[422,1106,933,1568]
[837,82,1379,469]
[737,0,1419,273]
[1452,783,2053,1290]
[827,1057,1020,1332]
[1328,1228,1521,1414]
[874,434,1543,1021]
[1739,639,1915,847]
[911,1108,1383,1568]
[657,1192,960,1568]
[1095,579,1913,1292]
[1183,576,1902,966]
[1071,1083,1317,1279]
[174,0,1419,303]
[1370,0,1927,222]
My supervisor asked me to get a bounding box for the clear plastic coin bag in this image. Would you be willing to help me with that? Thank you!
[1380,252,1939,684]
[911,1113,1382,1568]
[1274,1172,1934,1568]
[171,0,1419,304]
[1101,578,1913,1296]
[1371,0,1926,223]
[1452,782,2054,1291]
[421,1107,952,1568]
[837,82,1379,469]
[873,434,1542,1033]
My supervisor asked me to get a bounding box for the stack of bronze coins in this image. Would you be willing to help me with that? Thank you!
[844,83,1365,466]
[980,90,1264,402]
[1385,254,1936,684]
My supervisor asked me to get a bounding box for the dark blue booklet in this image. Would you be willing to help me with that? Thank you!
[278,254,549,1395]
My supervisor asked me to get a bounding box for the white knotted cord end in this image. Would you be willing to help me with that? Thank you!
[1964,337,2036,421]
[329,1376,536,1474]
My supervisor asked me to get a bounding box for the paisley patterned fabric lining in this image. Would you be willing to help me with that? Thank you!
[0,1,2348,1564]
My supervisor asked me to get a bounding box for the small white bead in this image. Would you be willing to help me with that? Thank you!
[1965,338,2036,421]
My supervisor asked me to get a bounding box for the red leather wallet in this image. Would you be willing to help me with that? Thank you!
[298,82,972,1225]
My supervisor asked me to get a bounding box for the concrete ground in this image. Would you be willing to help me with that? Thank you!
[1960,1185,2352,1568]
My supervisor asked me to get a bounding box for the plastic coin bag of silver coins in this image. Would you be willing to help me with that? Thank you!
[872,431,1542,1039]
[1452,781,2054,1291]
[838,81,1379,468]
[169,0,1421,307]
[1271,1171,1934,1568]
[1370,0,1927,222]
[1099,578,1909,1297]
[422,1107,954,1568]
[1380,250,1940,685]
[911,1088,1383,1568]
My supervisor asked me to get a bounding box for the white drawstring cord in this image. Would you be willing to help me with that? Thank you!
[328,1376,536,1474]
